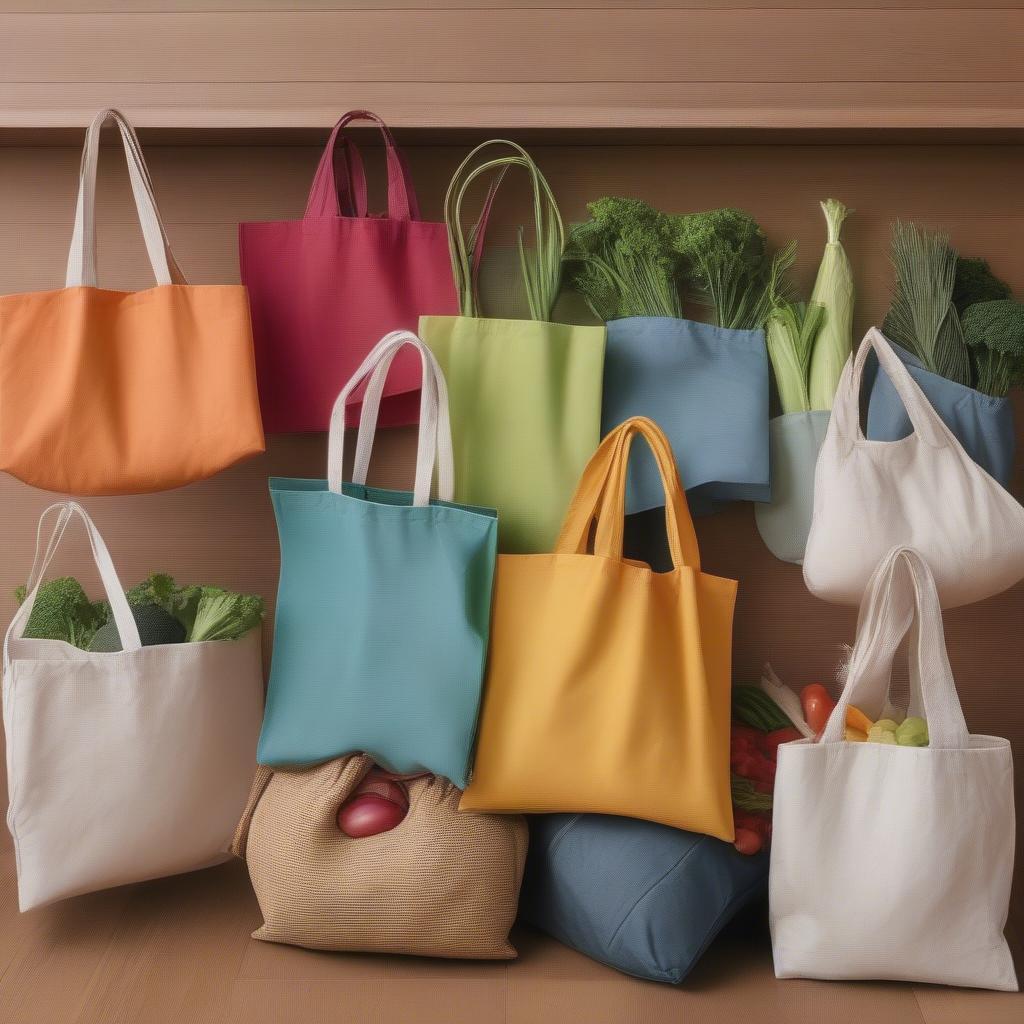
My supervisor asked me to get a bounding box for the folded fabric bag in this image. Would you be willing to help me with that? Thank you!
[240,109,458,432]
[232,755,527,958]
[754,410,831,564]
[3,502,264,911]
[461,417,736,839]
[803,327,1024,608]
[257,331,497,786]
[866,339,1015,487]
[772,546,1017,991]
[602,317,771,517]
[0,108,264,495]
[520,813,768,984]
[420,140,606,553]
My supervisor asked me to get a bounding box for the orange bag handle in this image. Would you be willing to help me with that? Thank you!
[556,417,701,571]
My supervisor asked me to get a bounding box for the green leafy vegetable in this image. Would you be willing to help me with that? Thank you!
[952,257,1011,315]
[961,300,1024,397]
[189,588,264,643]
[765,300,826,414]
[14,576,110,648]
[731,774,774,812]
[884,222,972,387]
[808,199,855,410]
[88,603,187,652]
[733,685,795,732]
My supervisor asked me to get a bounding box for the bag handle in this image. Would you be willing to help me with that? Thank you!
[3,502,141,672]
[832,327,949,454]
[327,331,453,507]
[65,109,186,289]
[556,417,702,572]
[820,546,970,749]
[304,110,419,222]
[443,139,564,320]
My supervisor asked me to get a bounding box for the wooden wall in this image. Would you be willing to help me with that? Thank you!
[0,138,1022,937]
[1,2,1022,129]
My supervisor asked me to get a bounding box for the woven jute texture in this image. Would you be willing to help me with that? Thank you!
[231,756,527,958]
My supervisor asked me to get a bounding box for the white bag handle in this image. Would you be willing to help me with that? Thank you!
[832,328,950,455]
[4,502,141,671]
[821,546,970,749]
[65,108,186,289]
[326,331,454,506]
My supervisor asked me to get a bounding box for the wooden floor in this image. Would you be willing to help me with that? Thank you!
[0,839,1018,1024]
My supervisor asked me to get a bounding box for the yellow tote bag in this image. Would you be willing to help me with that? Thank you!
[461,417,736,840]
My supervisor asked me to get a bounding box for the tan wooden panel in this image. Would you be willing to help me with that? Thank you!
[2,11,1022,85]
[5,81,1024,131]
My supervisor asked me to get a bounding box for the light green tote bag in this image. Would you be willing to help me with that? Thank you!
[419,141,606,553]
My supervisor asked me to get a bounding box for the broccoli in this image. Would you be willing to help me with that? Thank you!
[15,576,110,648]
[961,299,1024,397]
[563,197,684,320]
[127,573,203,635]
[953,257,1012,315]
[669,208,793,330]
[188,588,264,643]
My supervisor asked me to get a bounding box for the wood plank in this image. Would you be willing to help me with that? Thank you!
[4,81,1024,131]
[1,11,1021,85]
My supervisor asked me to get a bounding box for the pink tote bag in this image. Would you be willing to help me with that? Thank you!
[239,111,458,433]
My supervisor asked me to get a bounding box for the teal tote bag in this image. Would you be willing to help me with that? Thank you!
[257,331,498,787]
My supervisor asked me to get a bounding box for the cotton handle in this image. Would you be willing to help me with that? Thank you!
[327,331,453,506]
[4,502,141,672]
[820,546,970,749]
[832,328,949,455]
[65,109,185,289]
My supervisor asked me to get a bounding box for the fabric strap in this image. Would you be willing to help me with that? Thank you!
[820,546,970,749]
[832,327,949,454]
[66,108,185,289]
[556,417,701,572]
[327,331,454,506]
[304,110,419,222]
[4,502,141,672]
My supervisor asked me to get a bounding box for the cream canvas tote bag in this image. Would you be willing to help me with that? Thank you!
[3,502,264,911]
[803,328,1024,608]
[772,546,1017,991]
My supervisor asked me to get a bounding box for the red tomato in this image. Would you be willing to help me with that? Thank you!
[801,683,837,735]
[733,828,763,856]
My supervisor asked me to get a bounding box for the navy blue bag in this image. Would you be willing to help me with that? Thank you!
[866,340,1015,487]
[601,317,771,516]
[519,813,769,984]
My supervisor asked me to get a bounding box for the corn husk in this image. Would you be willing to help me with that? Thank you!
[765,300,824,414]
[808,199,855,410]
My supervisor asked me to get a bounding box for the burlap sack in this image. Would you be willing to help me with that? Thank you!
[232,756,527,958]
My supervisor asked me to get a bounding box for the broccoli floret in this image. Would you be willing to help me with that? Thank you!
[16,576,110,648]
[961,299,1024,397]
[953,257,1012,315]
[562,197,683,320]
[189,588,264,643]
[127,572,177,611]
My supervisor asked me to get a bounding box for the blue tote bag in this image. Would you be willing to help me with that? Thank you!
[257,331,498,787]
[866,339,1015,487]
[601,318,771,516]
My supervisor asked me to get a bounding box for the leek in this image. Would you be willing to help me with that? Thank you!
[808,199,855,410]
[765,300,825,414]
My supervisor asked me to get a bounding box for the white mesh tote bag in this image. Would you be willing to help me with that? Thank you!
[3,502,264,911]
[771,546,1017,991]
[803,327,1024,608]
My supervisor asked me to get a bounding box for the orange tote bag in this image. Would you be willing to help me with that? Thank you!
[0,109,264,495]
[462,417,737,840]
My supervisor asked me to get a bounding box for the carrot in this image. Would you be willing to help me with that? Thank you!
[845,704,873,734]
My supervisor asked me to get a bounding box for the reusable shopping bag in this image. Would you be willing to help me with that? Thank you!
[771,546,1017,991]
[461,417,737,839]
[866,339,1015,486]
[520,813,768,984]
[240,110,458,432]
[803,327,1024,608]
[419,140,606,553]
[754,411,830,564]
[602,317,770,516]
[0,108,264,495]
[257,331,498,786]
[3,503,264,911]
[232,755,527,958]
